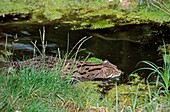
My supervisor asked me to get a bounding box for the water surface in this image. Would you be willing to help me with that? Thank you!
[0,22,169,79]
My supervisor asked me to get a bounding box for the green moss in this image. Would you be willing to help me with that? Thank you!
[79,8,123,18]
[106,83,154,109]
[0,0,170,29]
[80,20,115,29]
[86,57,103,63]
[0,2,29,15]
[43,11,63,20]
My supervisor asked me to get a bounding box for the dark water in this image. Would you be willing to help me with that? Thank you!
[0,22,170,79]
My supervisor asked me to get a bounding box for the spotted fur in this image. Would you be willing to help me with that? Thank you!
[1,56,122,82]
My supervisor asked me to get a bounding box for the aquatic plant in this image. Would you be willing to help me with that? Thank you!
[86,57,103,63]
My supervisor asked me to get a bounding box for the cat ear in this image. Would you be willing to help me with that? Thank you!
[104,60,109,63]
[103,60,117,67]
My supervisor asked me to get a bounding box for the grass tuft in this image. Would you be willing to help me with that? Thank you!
[135,45,170,94]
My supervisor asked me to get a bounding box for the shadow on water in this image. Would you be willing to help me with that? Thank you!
[0,22,170,81]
